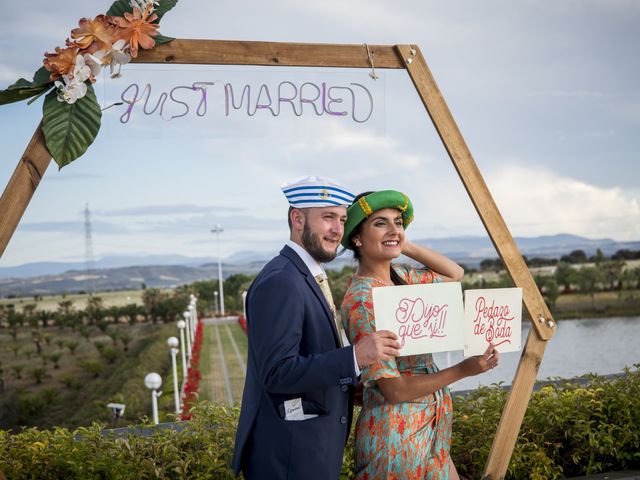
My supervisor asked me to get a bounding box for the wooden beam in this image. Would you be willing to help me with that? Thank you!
[396,44,555,342]
[0,122,52,258]
[396,44,557,479]
[483,329,548,479]
[135,39,405,69]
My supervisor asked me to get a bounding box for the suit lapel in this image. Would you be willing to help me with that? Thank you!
[281,246,341,346]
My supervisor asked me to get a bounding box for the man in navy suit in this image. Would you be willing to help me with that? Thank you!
[233,176,401,480]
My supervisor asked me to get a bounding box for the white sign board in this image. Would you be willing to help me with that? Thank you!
[372,282,464,356]
[463,288,522,357]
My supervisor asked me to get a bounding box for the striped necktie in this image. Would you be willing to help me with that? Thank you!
[314,274,343,347]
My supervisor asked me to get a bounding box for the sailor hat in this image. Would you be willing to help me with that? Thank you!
[280,175,356,208]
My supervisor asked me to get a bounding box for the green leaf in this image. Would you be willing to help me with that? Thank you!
[154,0,178,21]
[42,83,102,169]
[106,0,133,17]
[153,33,175,46]
[33,67,52,85]
[0,83,52,106]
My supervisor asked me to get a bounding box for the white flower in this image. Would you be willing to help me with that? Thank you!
[55,75,88,104]
[84,51,107,78]
[108,39,131,78]
[72,54,91,83]
[129,0,159,12]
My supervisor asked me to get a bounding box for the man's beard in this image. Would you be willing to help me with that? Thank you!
[301,221,338,263]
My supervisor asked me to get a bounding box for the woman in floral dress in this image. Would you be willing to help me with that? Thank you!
[340,190,499,480]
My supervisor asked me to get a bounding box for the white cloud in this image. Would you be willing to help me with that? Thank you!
[486,165,640,240]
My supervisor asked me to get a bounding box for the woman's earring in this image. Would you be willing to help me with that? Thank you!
[355,240,362,247]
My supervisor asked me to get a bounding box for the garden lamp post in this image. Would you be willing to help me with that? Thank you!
[188,303,196,343]
[211,225,225,315]
[182,312,192,358]
[144,372,162,425]
[189,295,197,340]
[214,291,219,315]
[177,320,188,380]
[167,336,181,414]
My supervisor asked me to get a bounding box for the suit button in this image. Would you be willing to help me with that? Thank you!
[340,416,347,424]
[341,385,348,392]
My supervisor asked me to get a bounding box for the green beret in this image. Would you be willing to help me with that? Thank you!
[341,190,414,248]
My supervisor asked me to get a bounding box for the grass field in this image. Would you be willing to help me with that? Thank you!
[0,321,182,430]
[199,321,247,405]
[0,289,146,312]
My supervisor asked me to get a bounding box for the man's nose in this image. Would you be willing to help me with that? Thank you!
[331,219,344,235]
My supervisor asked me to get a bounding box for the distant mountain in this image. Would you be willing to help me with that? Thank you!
[1,234,638,297]
[0,254,217,280]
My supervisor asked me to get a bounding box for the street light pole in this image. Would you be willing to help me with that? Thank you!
[167,337,181,414]
[177,320,188,382]
[211,225,225,316]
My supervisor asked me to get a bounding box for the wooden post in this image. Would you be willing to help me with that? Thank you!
[396,44,557,479]
[0,122,52,258]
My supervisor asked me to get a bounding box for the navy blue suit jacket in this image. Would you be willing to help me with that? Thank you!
[232,245,357,480]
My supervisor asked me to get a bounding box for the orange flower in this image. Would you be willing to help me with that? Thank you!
[43,46,79,81]
[68,15,115,54]
[111,6,159,58]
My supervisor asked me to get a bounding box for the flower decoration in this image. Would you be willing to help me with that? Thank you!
[44,2,166,102]
[0,0,176,168]
[111,5,160,58]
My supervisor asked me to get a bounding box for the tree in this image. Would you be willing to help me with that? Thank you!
[30,367,47,384]
[48,353,62,369]
[66,340,80,355]
[555,262,577,293]
[576,266,602,307]
[620,267,640,290]
[601,259,624,290]
[57,299,74,318]
[106,328,119,345]
[78,325,92,341]
[31,330,44,355]
[537,276,560,309]
[100,346,119,364]
[85,296,106,325]
[121,303,142,325]
[119,332,133,351]
[560,249,588,264]
[79,359,103,378]
[11,365,24,380]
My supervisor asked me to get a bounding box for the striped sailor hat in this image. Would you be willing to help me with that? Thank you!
[280,175,356,208]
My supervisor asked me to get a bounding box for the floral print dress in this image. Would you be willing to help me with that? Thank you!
[341,264,453,480]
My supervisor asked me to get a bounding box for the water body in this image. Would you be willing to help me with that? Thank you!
[432,316,640,391]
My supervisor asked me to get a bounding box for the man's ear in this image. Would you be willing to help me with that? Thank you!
[290,208,305,231]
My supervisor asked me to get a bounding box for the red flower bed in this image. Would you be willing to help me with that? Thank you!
[238,315,247,334]
[180,318,203,420]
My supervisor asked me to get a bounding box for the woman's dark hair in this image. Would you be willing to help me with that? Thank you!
[347,192,407,286]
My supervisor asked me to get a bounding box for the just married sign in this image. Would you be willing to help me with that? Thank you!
[372,282,465,356]
[372,284,522,357]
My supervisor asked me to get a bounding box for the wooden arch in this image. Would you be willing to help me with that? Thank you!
[0,39,556,479]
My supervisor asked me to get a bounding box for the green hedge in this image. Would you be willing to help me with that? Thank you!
[1,367,639,479]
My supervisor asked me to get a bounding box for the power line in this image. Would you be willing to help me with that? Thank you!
[84,203,95,295]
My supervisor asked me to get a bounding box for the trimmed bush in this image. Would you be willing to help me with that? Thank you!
[0,368,638,479]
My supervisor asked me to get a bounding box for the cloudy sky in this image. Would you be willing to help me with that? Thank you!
[1,0,639,267]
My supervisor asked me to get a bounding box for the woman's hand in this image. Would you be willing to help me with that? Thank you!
[459,343,499,377]
[400,240,464,282]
